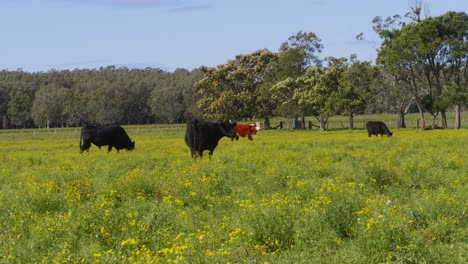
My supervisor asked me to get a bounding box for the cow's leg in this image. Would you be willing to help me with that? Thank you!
[248,135,253,141]
[108,145,113,152]
[208,151,213,159]
[190,147,198,158]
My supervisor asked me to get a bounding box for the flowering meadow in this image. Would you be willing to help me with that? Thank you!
[0,126,466,263]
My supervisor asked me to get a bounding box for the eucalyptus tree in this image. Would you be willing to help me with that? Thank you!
[257,31,324,128]
[271,57,344,130]
[0,83,9,128]
[413,11,468,128]
[270,77,307,123]
[31,84,71,128]
[279,31,324,70]
[307,58,345,130]
[62,90,94,127]
[149,68,202,123]
[372,69,415,128]
[437,12,468,129]
[7,91,34,128]
[194,49,276,121]
[376,10,468,129]
[375,14,427,128]
[435,83,467,129]
[339,59,375,129]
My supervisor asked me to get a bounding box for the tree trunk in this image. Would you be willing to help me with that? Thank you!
[301,115,306,129]
[397,109,406,128]
[263,117,271,129]
[454,104,461,129]
[2,116,7,129]
[440,110,447,128]
[319,116,327,131]
[430,114,437,127]
[415,100,425,130]
[348,113,354,130]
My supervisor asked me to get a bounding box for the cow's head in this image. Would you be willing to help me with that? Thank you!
[220,119,237,139]
[127,141,135,150]
[248,122,261,140]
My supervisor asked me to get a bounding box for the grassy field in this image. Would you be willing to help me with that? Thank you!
[0,125,467,263]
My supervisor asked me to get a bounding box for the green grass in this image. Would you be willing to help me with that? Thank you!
[0,125,467,263]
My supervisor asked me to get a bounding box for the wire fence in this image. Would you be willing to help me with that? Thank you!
[0,113,466,141]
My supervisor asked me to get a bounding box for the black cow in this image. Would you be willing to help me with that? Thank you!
[80,125,135,153]
[185,119,237,158]
[366,121,393,137]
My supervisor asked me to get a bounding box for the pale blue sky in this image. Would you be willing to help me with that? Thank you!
[1,0,466,72]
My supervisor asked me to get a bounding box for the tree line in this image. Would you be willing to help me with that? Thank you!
[1,9,466,130]
[0,67,203,128]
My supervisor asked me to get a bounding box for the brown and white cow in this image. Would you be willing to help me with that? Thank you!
[232,122,261,141]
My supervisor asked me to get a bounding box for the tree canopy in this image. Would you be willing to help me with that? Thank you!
[0,10,466,130]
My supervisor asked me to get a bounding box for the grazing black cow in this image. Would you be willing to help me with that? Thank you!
[366,121,393,137]
[80,125,135,153]
[185,119,237,158]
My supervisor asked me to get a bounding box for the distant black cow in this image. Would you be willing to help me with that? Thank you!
[366,121,393,137]
[80,125,135,153]
[185,119,237,158]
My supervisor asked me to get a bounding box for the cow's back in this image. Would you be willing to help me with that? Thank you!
[94,126,119,145]
[234,124,257,140]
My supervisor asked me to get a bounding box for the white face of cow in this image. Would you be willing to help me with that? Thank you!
[249,123,258,139]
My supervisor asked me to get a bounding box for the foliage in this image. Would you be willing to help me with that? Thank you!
[0,67,202,128]
[194,49,277,120]
[0,12,466,130]
[0,125,466,263]
[279,31,324,69]
[339,60,376,128]
[376,10,468,128]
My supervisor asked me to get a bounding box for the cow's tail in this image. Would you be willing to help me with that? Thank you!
[79,127,84,152]
[193,120,200,156]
